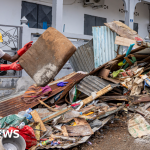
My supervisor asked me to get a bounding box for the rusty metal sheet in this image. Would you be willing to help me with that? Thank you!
[19,27,76,87]
[77,75,119,96]
[0,73,86,117]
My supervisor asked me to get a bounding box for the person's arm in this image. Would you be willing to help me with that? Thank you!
[1,53,19,62]
[1,41,33,62]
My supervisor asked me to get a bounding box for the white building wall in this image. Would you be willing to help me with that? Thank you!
[0,0,21,25]
[0,0,149,38]
[63,0,149,39]
[134,2,149,39]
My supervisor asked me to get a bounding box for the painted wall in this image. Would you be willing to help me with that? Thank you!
[0,0,21,25]
[0,0,149,38]
[63,0,149,39]
[134,2,149,39]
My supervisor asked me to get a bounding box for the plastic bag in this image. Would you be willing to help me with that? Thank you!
[0,114,27,129]
[8,125,37,149]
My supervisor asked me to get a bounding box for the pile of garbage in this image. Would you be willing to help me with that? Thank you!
[1,21,150,150]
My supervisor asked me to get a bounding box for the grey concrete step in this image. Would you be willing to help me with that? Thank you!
[0,78,19,89]
[0,78,19,98]
[0,88,15,98]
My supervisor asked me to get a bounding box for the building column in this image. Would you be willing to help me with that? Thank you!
[123,0,141,29]
[52,0,63,32]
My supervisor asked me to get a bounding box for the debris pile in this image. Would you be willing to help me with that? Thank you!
[1,21,150,149]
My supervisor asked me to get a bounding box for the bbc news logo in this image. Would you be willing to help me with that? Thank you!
[0,130,19,138]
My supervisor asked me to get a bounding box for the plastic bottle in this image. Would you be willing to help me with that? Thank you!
[24,113,32,120]
[18,122,25,129]
[18,111,32,120]
[26,108,33,114]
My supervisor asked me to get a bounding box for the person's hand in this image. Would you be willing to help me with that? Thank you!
[17,41,33,56]
[10,60,23,71]
[0,60,23,71]
[23,41,33,51]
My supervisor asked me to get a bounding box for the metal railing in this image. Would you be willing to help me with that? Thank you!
[0,24,22,78]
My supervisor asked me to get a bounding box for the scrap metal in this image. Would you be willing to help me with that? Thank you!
[69,40,95,73]
[77,75,119,96]
[92,26,123,68]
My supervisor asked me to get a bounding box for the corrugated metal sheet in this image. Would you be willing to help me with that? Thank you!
[77,75,118,96]
[0,73,86,117]
[92,26,123,68]
[70,40,95,73]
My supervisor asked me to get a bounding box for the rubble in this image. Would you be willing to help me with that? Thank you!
[1,21,150,150]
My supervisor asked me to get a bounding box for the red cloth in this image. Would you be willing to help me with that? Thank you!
[8,126,37,149]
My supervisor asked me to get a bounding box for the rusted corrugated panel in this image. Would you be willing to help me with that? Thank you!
[92,26,123,69]
[0,73,86,117]
[19,27,76,87]
[70,40,95,73]
[77,75,118,96]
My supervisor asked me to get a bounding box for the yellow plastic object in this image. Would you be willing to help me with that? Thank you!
[83,112,94,116]
[121,83,128,89]
[70,122,77,126]
[118,61,124,66]
[0,33,3,43]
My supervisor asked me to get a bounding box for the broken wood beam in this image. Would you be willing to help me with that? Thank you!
[115,36,139,48]
[99,96,128,101]
[38,99,58,112]
[31,110,47,132]
[82,85,113,106]
[42,107,72,123]
[104,21,143,40]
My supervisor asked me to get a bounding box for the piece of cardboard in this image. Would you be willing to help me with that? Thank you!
[19,27,76,86]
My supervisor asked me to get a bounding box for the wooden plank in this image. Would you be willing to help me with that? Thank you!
[74,118,89,125]
[82,85,113,106]
[115,36,139,48]
[31,110,47,132]
[61,124,94,137]
[42,107,72,123]
[99,96,128,101]
[38,100,58,112]
[105,21,143,40]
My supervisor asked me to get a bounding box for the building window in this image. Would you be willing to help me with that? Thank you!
[21,1,52,29]
[84,14,107,35]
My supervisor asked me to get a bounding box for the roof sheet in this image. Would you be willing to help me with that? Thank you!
[77,75,118,96]
[92,26,123,68]
[70,40,95,73]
